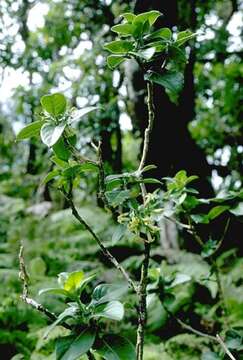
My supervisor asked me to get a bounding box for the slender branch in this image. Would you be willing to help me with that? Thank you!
[163,304,236,360]
[136,242,151,360]
[138,82,155,173]
[18,245,71,329]
[63,193,138,293]
[216,334,236,360]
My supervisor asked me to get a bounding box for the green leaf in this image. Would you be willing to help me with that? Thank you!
[69,107,98,124]
[92,301,124,321]
[147,28,172,41]
[44,306,77,339]
[145,71,184,93]
[92,283,128,305]
[56,336,74,360]
[41,169,60,185]
[111,24,135,37]
[138,47,156,60]
[230,202,243,216]
[105,190,131,207]
[40,122,66,147]
[63,270,85,292]
[141,164,157,173]
[41,93,67,117]
[139,178,162,185]
[120,13,136,23]
[16,120,45,140]
[175,30,197,46]
[134,10,161,26]
[207,205,229,220]
[107,55,126,70]
[104,40,133,54]
[190,214,209,224]
[38,288,69,297]
[52,137,70,161]
[57,328,96,360]
[96,335,136,360]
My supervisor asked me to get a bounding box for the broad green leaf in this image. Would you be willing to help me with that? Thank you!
[62,162,97,179]
[63,270,85,292]
[44,306,77,339]
[107,55,126,70]
[104,40,133,54]
[92,301,124,321]
[190,214,209,224]
[147,28,172,41]
[56,336,74,360]
[111,24,135,37]
[92,283,128,305]
[175,30,197,46]
[105,190,131,207]
[69,107,98,124]
[16,120,45,140]
[120,13,136,23]
[143,41,167,53]
[41,93,67,116]
[134,10,161,26]
[40,122,66,147]
[52,137,70,161]
[41,169,60,185]
[138,47,156,60]
[230,202,243,216]
[145,71,184,93]
[51,156,69,168]
[207,205,229,220]
[96,335,136,360]
[38,287,69,297]
[57,328,96,360]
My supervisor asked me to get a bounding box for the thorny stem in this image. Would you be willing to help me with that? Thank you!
[63,191,138,294]
[136,81,154,360]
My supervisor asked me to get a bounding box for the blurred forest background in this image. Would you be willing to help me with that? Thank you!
[0,0,242,359]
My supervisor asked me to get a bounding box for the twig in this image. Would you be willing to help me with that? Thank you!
[18,245,71,329]
[138,82,155,173]
[136,242,151,360]
[64,193,138,293]
[216,334,236,360]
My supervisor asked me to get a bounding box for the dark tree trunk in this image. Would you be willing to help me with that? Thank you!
[133,0,213,197]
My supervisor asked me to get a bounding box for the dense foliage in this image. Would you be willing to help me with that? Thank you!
[0,1,242,360]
